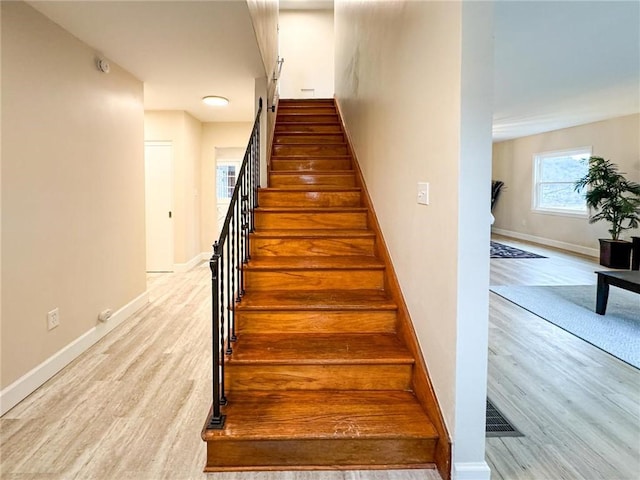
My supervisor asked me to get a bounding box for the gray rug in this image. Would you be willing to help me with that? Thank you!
[490,285,640,368]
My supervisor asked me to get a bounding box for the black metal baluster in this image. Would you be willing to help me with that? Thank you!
[208,243,225,429]
[256,109,261,206]
[236,197,242,302]
[231,203,238,341]
[218,241,227,406]
[226,235,233,355]
[243,169,251,265]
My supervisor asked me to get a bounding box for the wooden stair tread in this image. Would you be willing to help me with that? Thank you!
[271,155,352,160]
[274,132,340,136]
[246,256,384,270]
[251,229,374,238]
[203,391,436,440]
[260,186,360,192]
[235,289,397,311]
[270,170,354,176]
[272,141,344,145]
[280,98,335,103]
[256,207,367,213]
[227,333,414,365]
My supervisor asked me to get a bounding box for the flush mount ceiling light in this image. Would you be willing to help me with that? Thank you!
[202,96,229,106]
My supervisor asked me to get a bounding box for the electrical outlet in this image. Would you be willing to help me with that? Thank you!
[47,308,60,330]
[417,182,429,205]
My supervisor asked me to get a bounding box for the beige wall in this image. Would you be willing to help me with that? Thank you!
[1,2,146,388]
[279,10,335,99]
[336,0,462,428]
[492,114,640,252]
[246,0,278,174]
[335,0,493,472]
[247,0,279,81]
[201,123,253,251]
[144,111,203,266]
[335,1,492,461]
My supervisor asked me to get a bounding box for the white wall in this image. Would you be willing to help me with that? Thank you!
[1,2,146,407]
[334,0,492,477]
[492,114,640,254]
[279,9,335,98]
[200,122,253,251]
[144,111,203,268]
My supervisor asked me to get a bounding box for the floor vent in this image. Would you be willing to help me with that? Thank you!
[486,399,523,437]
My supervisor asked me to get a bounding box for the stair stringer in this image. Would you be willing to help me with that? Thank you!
[335,98,452,480]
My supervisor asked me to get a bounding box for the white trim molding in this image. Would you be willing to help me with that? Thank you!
[173,253,207,272]
[454,461,492,480]
[0,291,149,416]
[491,227,599,258]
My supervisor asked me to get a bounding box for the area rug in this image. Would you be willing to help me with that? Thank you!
[490,241,546,259]
[490,285,640,368]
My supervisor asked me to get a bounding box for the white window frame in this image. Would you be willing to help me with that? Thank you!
[532,146,592,217]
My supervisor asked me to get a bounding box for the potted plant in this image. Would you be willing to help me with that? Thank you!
[574,156,640,269]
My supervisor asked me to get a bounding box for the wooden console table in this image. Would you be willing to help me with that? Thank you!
[595,270,640,315]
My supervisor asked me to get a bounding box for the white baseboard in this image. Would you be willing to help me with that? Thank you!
[173,253,207,272]
[491,228,599,258]
[454,461,491,480]
[0,291,149,416]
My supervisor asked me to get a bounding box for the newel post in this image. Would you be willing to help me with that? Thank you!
[207,242,226,429]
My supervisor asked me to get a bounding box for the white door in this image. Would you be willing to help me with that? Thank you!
[145,142,173,272]
[216,148,244,232]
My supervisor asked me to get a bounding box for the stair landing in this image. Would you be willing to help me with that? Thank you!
[203,391,438,471]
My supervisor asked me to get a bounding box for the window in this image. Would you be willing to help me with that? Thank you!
[216,165,236,201]
[532,147,591,215]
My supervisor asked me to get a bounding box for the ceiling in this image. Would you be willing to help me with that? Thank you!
[30,0,265,123]
[493,0,639,141]
[29,1,639,139]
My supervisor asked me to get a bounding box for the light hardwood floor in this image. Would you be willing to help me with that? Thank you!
[2,238,638,479]
[487,235,640,480]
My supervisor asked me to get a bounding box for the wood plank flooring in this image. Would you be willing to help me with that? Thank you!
[487,235,640,480]
[2,235,637,479]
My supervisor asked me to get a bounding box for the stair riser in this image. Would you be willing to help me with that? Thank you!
[225,364,412,390]
[204,438,436,471]
[258,190,361,207]
[251,237,375,256]
[255,212,368,230]
[279,99,335,107]
[274,135,345,144]
[277,107,337,115]
[272,144,349,156]
[244,269,384,291]
[275,124,343,134]
[277,114,338,123]
[270,174,355,187]
[235,311,397,334]
[271,159,352,171]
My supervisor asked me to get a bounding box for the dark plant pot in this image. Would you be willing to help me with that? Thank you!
[599,239,633,269]
[632,237,640,271]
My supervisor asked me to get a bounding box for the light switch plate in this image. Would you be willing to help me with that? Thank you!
[417,182,429,205]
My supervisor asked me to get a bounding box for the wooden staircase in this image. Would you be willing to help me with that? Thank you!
[202,99,450,476]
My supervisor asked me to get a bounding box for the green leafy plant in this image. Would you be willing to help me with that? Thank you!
[574,156,640,240]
